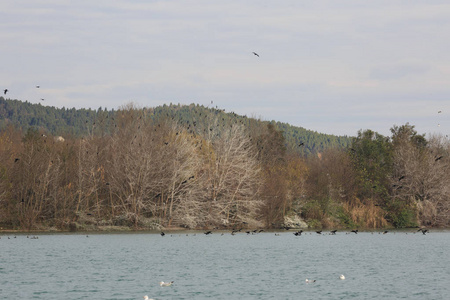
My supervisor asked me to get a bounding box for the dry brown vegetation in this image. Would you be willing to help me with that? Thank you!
[1,105,450,231]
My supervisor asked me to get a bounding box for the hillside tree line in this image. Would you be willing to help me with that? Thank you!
[0,101,449,230]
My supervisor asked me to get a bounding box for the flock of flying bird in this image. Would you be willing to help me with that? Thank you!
[3,51,445,132]
[2,52,262,102]
[3,85,45,101]
[158,227,431,238]
[1,226,431,300]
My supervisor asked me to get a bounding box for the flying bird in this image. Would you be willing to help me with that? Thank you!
[36,85,40,88]
[3,89,8,95]
[438,110,442,113]
[252,52,259,57]
[159,281,174,287]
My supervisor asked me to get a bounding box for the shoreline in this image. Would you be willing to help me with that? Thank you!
[2,226,447,235]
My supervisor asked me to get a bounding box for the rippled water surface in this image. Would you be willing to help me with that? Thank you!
[1,230,450,299]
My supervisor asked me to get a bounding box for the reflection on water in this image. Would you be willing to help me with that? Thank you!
[1,230,449,300]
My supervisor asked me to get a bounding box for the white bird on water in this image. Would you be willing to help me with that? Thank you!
[305,279,316,283]
[340,274,346,280]
[159,281,174,287]
[143,296,154,300]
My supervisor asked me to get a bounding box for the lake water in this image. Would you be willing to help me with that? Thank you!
[1,230,449,300]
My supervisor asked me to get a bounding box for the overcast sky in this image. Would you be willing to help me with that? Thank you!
[1,1,449,137]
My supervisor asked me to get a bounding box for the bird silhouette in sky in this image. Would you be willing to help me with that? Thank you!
[3,89,8,95]
[252,52,259,57]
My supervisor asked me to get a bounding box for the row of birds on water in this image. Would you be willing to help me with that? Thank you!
[159,228,430,237]
[0,228,430,240]
[0,235,39,239]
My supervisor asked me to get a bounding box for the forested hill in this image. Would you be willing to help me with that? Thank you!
[0,97,351,155]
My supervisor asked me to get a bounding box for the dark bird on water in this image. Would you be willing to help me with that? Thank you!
[330,230,337,235]
[418,228,428,235]
[351,229,358,234]
[204,231,212,235]
[252,52,259,57]
[316,230,322,234]
[4,89,8,95]
[160,232,165,236]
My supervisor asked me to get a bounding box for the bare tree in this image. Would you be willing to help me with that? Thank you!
[9,130,63,229]
[391,129,450,226]
[106,107,163,227]
[199,120,262,228]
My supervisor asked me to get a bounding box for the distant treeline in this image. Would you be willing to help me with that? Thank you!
[0,98,449,231]
[0,97,351,157]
